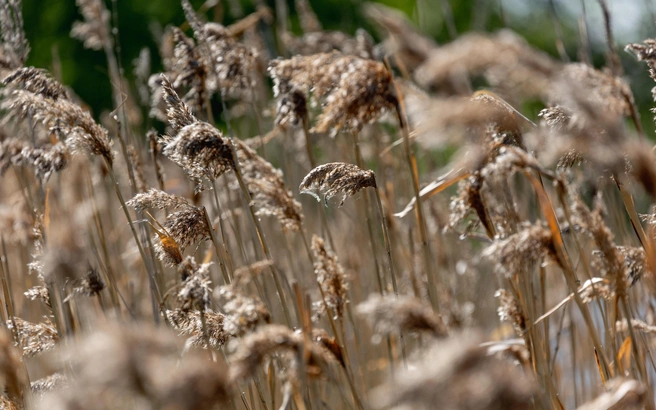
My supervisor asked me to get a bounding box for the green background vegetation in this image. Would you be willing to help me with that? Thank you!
[21,0,656,135]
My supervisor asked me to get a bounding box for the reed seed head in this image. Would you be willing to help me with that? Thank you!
[229,325,335,384]
[160,74,196,131]
[482,223,557,278]
[7,317,58,358]
[311,234,348,318]
[269,53,396,134]
[0,0,29,70]
[372,333,536,410]
[3,66,69,100]
[71,0,111,51]
[236,139,303,231]
[356,294,446,338]
[300,162,376,206]
[159,81,235,190]
[177,256,212,311]
[167,308,228,349]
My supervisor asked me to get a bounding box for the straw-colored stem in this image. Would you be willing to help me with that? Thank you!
[351,132,385,295]
[219,92,294,326]
[301,118,337,251]
[203,206,231,285]
[104,159,164,319]
[391,87,441,313]
[299,229,364,410]
[372,185,398,295]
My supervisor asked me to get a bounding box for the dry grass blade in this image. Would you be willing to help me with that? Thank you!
[533,278,610,325]
[395,168,469,218]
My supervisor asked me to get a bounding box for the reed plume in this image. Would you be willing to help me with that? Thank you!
[269,52,396,134]
[235,139,303,231]
[371,333,536,410]
[229,324,335,382]
[159,75,234,190]
[300,162,376,206]
[127,189,210,266]
[167,308,229,349]
[0,0,29,71]
[215,283,270,336]
[64,266,105,302]
[30,373,67,396]
[71,0,111,51]
[3,67,69,100]
[176,256,212,311]
[2,68,114,165]
[43,324,230,410]
[311,234,348,318]
[364,2,437,71]
[356,294,446,337]
[482,223,557,278]
[7,317,57,358]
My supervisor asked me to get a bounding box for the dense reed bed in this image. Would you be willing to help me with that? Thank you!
[0,0,656,408]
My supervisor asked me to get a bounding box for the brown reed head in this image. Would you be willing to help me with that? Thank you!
[167,308,229,349]
[235,139,303,231]
[311,234,348,318]
[356,294,446,338]
[0,0,29,70]
[300,162,376,206]
[3,76,114,165]
[46,323,230,410]
[3,66,69,100]
[372,333,536,410]
[229,325,336,387]
[127,189,210,266]
[215,283,270,336]
[269,52,396,134]
[71,0,111,51]
[7,316,58,358]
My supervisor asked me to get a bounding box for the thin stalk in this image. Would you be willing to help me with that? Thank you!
[301,117,337,251]
[253,377,272,410]
[619,296,654,409]
[104,159,164,320]
[525,171,611,379]
[351,132,385,295]
[391,82,441,313]
[220,92,293,326]
[0,238,19,344]
[203,207,231,284]
[86,168,120,314]
[234,167,292,326]
[299,229,364,410]
[211,178,234,277]
[372,185,398,295]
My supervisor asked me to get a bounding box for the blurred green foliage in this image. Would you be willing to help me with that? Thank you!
[20,0,656,136]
